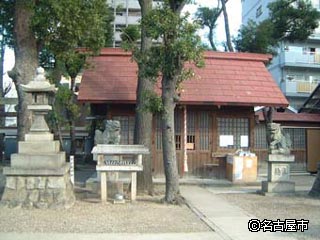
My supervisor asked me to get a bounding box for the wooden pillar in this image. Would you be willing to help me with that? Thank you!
[183,105,188,176]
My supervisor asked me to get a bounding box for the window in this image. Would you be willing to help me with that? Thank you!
[187,111,196,150]
[218,118,249,149]
[282,128,306,149]
[303,47,316,54]
[255,124,268,149]
[128,9,141,16]
[199,112,210,150]
[112,116,135,144]
[155,111,211,151]
[175,111,182,150]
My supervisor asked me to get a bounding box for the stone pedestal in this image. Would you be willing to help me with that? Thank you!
[1,133,75,209]
[261,154,295,194]
[0,68,75,209]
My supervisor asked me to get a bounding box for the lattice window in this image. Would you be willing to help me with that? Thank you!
[254,124,268,149]
[199,112,211,150]
[218,118,249,149]
[187,111,196,150]
[283,128,306,149]
[112,116,135,144]
[175,111,182,150]
[156,111,212,151]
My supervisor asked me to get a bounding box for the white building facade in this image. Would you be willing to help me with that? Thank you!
[242,0,320,109]
[107,0,162,47]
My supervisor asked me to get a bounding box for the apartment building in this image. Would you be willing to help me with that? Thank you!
[107,0,162,47]
[242,0,320,109]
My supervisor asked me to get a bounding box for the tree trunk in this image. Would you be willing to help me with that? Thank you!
[69,76,76,156]
[309,163,320,197]
[208,27,217,51]
[136,0,154,195]
[0,41,5,126]
[161,75,180,203]
[69,118,76,156]
[221,0,234,52]
[9,0,38,141]
[0,41,4,99]
[263,107,273,147]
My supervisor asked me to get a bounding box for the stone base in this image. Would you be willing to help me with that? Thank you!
[0,172,75,209]
[261,180,295,194]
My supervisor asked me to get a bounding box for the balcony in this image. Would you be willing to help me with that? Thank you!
[115,15,141,25]
[107,0,140,9]
[285,80,319,95]
[282,51,320,68]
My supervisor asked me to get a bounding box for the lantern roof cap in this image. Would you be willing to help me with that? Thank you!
[21,67,56,92]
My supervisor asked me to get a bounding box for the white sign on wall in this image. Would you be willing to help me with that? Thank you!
[240,135,249,147]
[220,135,234,147]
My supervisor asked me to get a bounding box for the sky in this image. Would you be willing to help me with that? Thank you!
[3,0,242,95]
[184,0,242,50]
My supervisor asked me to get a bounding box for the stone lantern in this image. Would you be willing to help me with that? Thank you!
[1,67,75,209]
[22,67,55,133]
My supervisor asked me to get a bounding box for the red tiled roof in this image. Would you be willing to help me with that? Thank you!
[78,48,288,107]
[256,112,320,123]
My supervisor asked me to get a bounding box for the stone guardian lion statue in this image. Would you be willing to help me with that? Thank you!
[267,123,292,155]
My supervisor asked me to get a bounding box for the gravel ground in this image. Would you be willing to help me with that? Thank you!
[218,191,320,240]
[0,166,209,234]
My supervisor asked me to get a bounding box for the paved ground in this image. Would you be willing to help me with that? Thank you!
[180,174,319,240]
[0,232,221,240]
[0,163,319,240]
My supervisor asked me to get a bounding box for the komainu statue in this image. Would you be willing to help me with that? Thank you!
[94,120,121,145]
[267,123,292,155]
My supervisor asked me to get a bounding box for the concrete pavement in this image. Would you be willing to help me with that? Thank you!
[180,185,298,240]
[0,232,221,240]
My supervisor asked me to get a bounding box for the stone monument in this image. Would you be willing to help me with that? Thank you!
[261,123,295,194]
[87,120,124,201]
[1,67,75,209]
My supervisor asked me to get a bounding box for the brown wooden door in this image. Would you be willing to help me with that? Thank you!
[307,129,320,172]
[153,110,212,177]
[186,111,212,176]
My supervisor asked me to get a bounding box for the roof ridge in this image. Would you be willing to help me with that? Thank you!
[204,51,272,62]
[99,48,131,56]
[97,48,272,62]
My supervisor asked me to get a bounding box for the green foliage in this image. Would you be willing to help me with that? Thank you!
[121,25,141,44]
[32,0,112,56]
[139,90,164,114]
[63,51,86,79]
[141,1,204,84]
[195,7,219,28]
[268,0,320,42]
[0,0,14,47]
[233,20,277,55]
[30,0,113,140]
[55,85,80,121]
[234,0,320,54]
[195,7,220,50]
[47,85,80,133]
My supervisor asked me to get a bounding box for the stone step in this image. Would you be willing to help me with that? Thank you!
[25,133,54,141]
[11,152,66,169]
[19,140,60,153]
